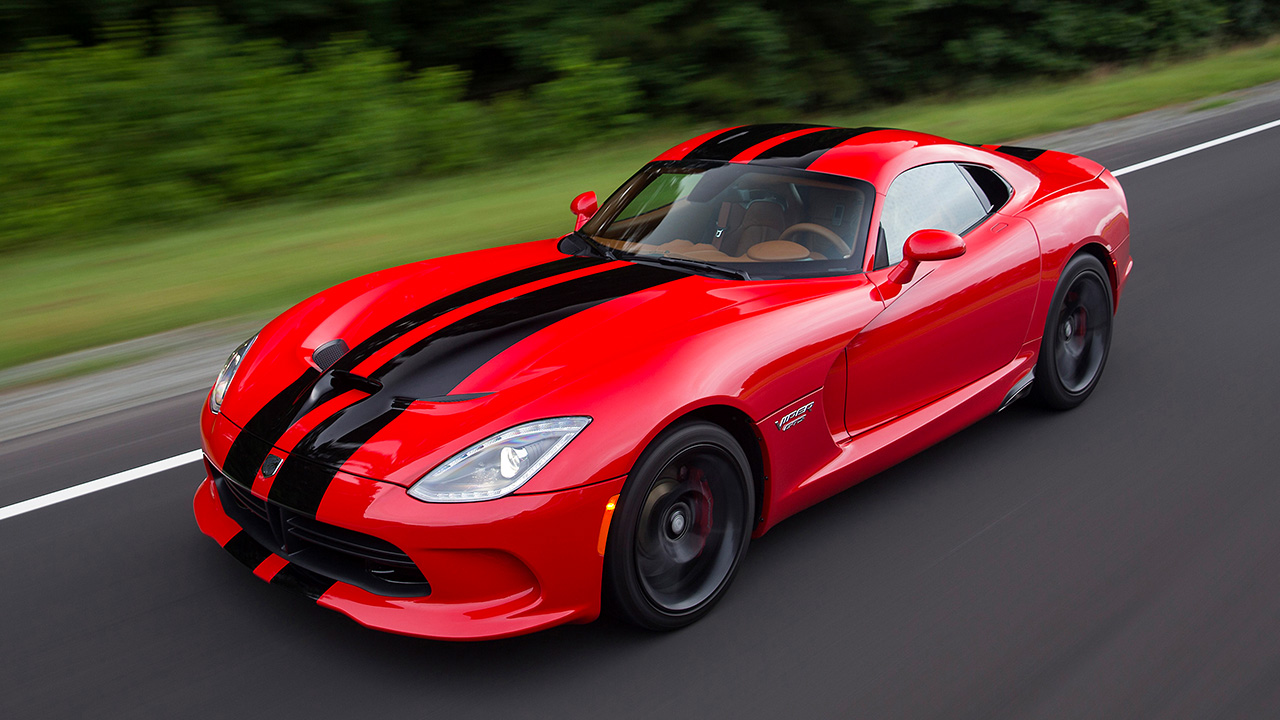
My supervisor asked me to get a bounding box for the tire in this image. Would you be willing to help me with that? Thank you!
[604,421,754,631]
[1032,253,1114,410]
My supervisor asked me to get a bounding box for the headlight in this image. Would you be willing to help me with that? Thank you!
[408,417,592,503]
[210,334,256,414]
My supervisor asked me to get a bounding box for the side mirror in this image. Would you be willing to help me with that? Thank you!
[887,228,966,285]
[571,191,598,230]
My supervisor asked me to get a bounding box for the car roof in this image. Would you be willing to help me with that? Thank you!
[654,125,1036,192]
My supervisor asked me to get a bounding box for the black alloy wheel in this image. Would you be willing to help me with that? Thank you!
[1032,253,1114,409]
[605,421,754,630]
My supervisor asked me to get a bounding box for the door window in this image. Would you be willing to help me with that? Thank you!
[878,163,989,266]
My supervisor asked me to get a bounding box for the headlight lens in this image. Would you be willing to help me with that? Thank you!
[210,334,256,414]
[408,417,592,503]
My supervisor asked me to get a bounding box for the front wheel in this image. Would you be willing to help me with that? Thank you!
[604,421,754,631]
[1032,253,1114,410]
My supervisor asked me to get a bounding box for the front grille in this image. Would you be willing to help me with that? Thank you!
[222,475,268,523]
[210,463,430,597]
[285,515,417,568]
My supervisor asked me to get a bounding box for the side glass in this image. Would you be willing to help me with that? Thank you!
[879,163,988,266]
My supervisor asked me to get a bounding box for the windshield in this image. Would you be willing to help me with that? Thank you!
[580,160,874,279]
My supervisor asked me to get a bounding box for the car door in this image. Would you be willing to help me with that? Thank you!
[844,162,1040,436]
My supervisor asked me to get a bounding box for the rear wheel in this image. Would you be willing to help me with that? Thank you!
[604,421,754,631]
[1032,253,1114,409]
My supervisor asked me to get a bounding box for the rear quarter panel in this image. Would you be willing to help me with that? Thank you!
[1018,169,1131,343]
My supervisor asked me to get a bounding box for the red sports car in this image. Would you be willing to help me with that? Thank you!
[195,125,1132,640]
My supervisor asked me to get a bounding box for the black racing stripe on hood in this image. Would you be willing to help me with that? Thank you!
[368,262,685,394]
[267,406,402,514]
[684,124,826,162]
[222,370,320,487]
[333,255,605,373]
[267,263,686,515]
[296,255,608,424]
[750,127,883,168]
[220,255,601,487]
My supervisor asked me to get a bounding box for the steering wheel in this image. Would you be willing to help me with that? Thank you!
[778,223,852,258]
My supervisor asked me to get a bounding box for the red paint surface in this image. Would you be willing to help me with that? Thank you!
[196,127,1130,639]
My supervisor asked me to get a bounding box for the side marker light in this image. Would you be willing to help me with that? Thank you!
[598,494,620,556]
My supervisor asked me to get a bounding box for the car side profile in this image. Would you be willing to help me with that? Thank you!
[194,124,1132,639]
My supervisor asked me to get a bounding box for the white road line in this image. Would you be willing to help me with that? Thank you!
[0,449,202,522]
[1112,117,1280,176]
[2,115,1280,524]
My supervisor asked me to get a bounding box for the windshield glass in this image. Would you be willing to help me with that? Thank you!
[580,160,874,278]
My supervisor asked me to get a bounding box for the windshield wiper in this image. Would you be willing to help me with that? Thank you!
[567,232,749,280]
[627,254,752,281]
[568,230,617,261]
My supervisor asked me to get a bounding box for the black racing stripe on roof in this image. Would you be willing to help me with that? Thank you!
[220,255,602,488]
[994,145,1047,161]
[266,263,687,516]
[750,127,884,168]
[684,124,827,162]
[269,562,337,600]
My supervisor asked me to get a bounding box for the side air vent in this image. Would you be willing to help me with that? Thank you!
[312,339,349,370]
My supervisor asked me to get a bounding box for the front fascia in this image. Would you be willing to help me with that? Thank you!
[199,411,627,640]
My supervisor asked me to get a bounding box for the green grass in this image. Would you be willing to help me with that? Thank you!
[3,39,1280,370]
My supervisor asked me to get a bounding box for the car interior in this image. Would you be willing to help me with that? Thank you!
[587,166,871,265]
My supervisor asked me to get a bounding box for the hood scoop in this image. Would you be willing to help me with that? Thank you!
[312,338,349,370]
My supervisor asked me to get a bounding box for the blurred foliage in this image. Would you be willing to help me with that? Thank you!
[0,1,1276,250]
[3,36,1280,368]
[0,13,641,250]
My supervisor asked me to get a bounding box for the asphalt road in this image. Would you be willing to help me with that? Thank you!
[3,100,1280,719]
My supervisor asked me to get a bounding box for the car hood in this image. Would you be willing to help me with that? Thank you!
[217,240,875,499]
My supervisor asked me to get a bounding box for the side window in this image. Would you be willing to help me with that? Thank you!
[878,163,989,267]
[961,164,1011,212]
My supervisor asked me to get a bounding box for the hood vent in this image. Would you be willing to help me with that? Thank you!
[312,339,349,371]
[330,370,382,394]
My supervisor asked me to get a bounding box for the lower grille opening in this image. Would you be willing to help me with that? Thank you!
[223,474,269,523]
[210,467,430,598]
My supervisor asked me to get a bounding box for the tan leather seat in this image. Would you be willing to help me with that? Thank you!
[648,239,697,254]
[722,202,786,257]
[682,247,744,262]
[798,189,861,258]
[747,240,811,262]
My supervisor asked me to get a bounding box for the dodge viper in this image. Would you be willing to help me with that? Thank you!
[195,124,1132,640]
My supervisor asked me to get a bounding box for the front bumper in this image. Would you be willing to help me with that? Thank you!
[194,451,624,641]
